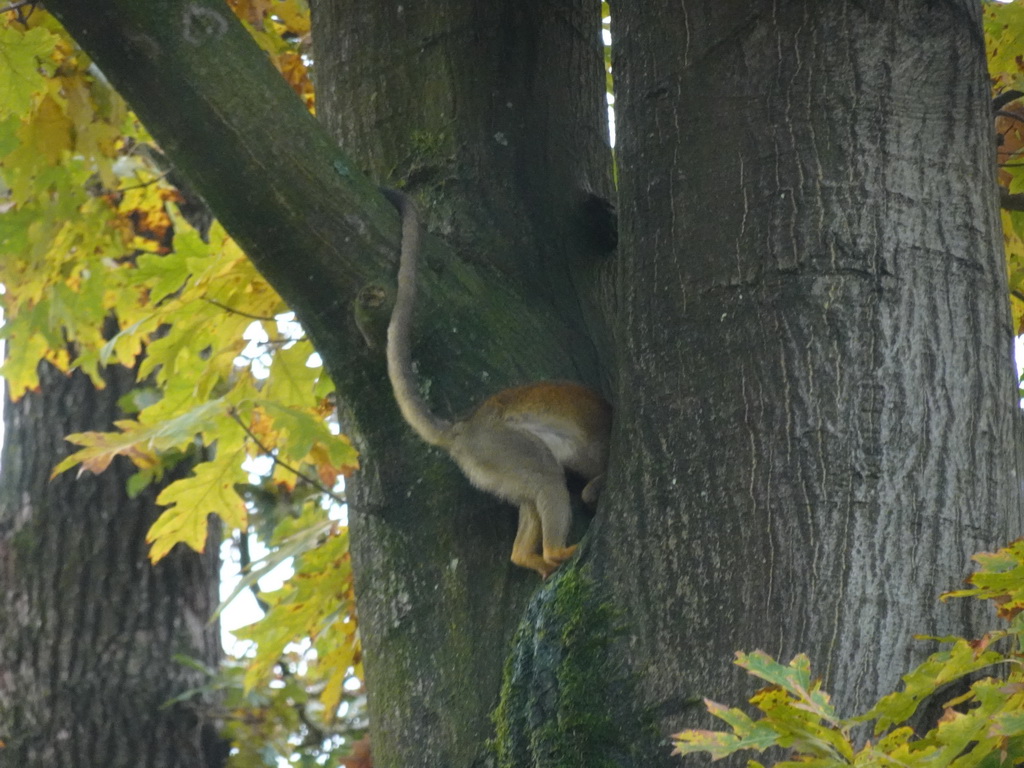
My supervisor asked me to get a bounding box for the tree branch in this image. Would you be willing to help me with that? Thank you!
[42,0,581,431]
[0,0,37,16]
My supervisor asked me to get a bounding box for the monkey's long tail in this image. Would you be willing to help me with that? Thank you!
[381,188,454,448]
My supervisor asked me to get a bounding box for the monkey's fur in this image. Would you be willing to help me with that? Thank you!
[382,189,611,577]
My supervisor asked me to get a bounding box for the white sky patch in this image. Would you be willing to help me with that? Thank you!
[219,534,294,651]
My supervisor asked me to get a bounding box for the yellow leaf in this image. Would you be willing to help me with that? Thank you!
[0,330,49,398]
[1003,210,1024,334]
[21,94,72,164]
[269,0,310,36]
[149,450,248,561]
[51,400,228,478]
[50,419,158,477]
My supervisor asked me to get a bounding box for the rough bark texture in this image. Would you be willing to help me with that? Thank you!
[594,0,1022,732]
[0,363,226,768]
[309,2,613,766]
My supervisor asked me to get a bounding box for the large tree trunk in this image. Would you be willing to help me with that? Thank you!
[598,0,1020,729]
[308,2,614,765]
[0,363,226,768]
[315,0,1021,764]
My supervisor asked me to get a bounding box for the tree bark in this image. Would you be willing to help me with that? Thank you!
[598,0,1021,729]
[0,363,226,768]
[308,2,613,765]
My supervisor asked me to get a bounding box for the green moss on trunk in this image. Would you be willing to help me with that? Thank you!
[492,566,665,768]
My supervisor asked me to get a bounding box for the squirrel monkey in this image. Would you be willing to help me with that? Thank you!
[382,189,612,577]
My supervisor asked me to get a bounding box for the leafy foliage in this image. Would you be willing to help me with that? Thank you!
[988,0,1024,334]
[672,540,1024,766]
[232,514,360,717]
[0,3,364,764]
[170,648,367,768]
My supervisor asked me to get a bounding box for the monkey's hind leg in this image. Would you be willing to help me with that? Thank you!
[535,482,576,569]
[458,422,576,576]
[511,502,555,578]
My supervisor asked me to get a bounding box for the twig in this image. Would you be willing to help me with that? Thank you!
[111,172,172,194]
[1,0,36,17]
[1001,188,1024,212]
[242,336,309,353]
[237,532,271,613]
[995,110,1024,126]
[295,701,328,748]
[203,298,278,322]
[994,91,1024,113]
[273,661,331,748]
[227,407,346,506]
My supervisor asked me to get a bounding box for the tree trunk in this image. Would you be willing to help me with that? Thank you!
[309,2,613,765]
[317,0,1021,763]
[0,363,226,768]
[597,0,1020,730]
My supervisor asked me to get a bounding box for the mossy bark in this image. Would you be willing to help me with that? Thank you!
[492,566,667,768]
[309,2,614,766]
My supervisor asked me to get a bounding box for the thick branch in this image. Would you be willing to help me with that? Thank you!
[45,0,590,431]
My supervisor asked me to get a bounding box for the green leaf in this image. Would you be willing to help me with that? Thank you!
[862,639,1004,733]
[739,651,838,724]
[986,1,1024,84]
[18,94,73,164]
[0,25,58,119]
[261,340,321,406]
[257,399,341,464]
[0,113,20,155]
[232,526,358,711]
[125,468,155,499]
[672,725,780,761]
[135,246,192,304]
[213,515,333,619]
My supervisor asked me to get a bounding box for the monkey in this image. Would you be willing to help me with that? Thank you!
[381,188,612,577]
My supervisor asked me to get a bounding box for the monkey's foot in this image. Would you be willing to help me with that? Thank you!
[512,553,558,579]
[543,544,577,568]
